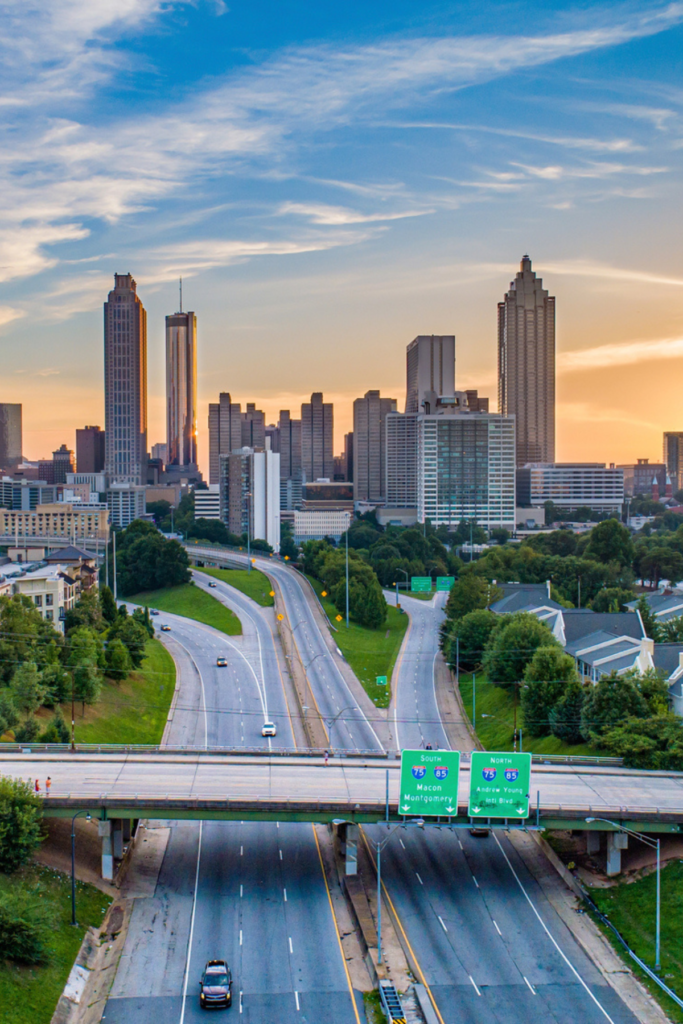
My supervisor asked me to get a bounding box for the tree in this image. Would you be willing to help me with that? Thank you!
[73,661,101,714]
[0,885,53,963]
[483,614,560,687]
[520,647,578,735]
[0,691,19,736]
[14,717,40,743]
[40,709,70,744]
[445,575,501,620]
[489,528,509,545]
[601,714,683,770]
[549,682,586,744]
[132,606,154,638]
[580,673,649,742]
[108,616,149,668]
[638,546,683,588]
[105,638,133,681]
[0,777,43,873]
[333,575,387,629]
[68,626,105,671]
[40,664,70,707]
[659,616,683,642]
[10,664,46,720]
[63,591,103,634]
[444,610,498,672]
[99,585,117,625]
[636,596,660,640]
[584,519,634,566]
[0,595,61,685]
[115,520,191,595]
[589,587,635,613]
[146,499,172,525]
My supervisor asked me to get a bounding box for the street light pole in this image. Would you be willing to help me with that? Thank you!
[71,810,91,926]
[345,527,349,628]
[246,492,252,573]
[377,840,382,963]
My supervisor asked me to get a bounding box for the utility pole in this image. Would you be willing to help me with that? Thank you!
[113,530,117,602]
[71,672,76,752]
[345,526,349,627]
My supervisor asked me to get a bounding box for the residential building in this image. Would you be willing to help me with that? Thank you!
[52,444,75,484]
[664,433,683,491]
[0,477,58,510]
[385,412,418,509]
[194,484,221,521]
[44,545,98,590]
[76,426,105,474]
[107,484,147,528]
[498,255,555,465]
[0,503,109,543]
[405,336,455,414]
[104,273,148,485]
[66,472,107,494]
[617,458,667,498]
[301,392,333,482]
[0,404,22,472]
[241,404,266,449]
[417,399,516,529]
[151,442,168,464]
[626,591,683,625]
[208,392,242,486]
[219,448,280,551]
[516,463,624,514]
[293,509,352,544]
[11,564,81,633]
[166,308,197,470]
[278,409,302,510]
[353,390,397,503]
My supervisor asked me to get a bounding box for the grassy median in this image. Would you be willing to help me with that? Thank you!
[132,582,242,635]
[0,863,110,1024]
[195,566,274,607]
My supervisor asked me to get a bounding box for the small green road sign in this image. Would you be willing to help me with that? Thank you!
[376,675,388,687]
[468,751,531,819]
[436,576,455,591]
[411,577,432,592]
[399,749,461,816]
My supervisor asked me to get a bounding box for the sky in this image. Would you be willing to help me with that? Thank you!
[2,0,683,477]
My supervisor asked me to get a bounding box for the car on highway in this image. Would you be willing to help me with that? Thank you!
[208,581,217,588]
[199,959,232,1009]
[149,609,159,616]
[160,624,171,632]
[469,827,490,837]
[261,721,277,737]
[216,657,227,667]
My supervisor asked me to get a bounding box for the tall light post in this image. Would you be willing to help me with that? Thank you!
[246,491,252,574]
[586,817,661,971]
[71,810,91,926]
[394,568,409,607]
[326,704,359,748]
[372,820,424,963]
[345,525,349,627]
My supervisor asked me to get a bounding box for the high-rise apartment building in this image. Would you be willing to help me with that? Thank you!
[344,432,354,484]
[241,404,266,449]
[664,433,683,491]
[353,390,397,503]
[76,426,105,474]
[405,336,456,414]
[279,409,303,510]
[166,308,197,469]
[498,255,555,466]
[208,393,242,485]
[385,413,418,508]
[301,392,333,482]
[104,274,148,485]
[0,404,22,472]
[219,448,280,551]
[52,444,75,484]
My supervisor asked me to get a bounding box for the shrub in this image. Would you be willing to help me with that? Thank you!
[0,886,52,963]
[0,777,43,873]
[482,614,559,687]
[549,682,586,744]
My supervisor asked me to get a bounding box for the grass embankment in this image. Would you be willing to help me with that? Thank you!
[195,566,274,607]
[363,990,388,1023]
[458,672,606,757]
[45,638,176,745]
[589,864,683,1022]
[306,576,408,709]
[132,582,241,636]
[0,863,110,1024]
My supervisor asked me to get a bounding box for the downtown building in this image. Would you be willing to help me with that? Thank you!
[664,433,683,491]
[76,426,105,474]
[516,463,624,515]
[219,448,280,552]
[104,274,148,485]
[165,306,198,475]
[498,256,555,466]
[353,390,397,503]
[0,404,22,473]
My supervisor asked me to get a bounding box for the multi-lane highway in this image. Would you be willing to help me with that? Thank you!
[104,583,361,1023]
[390,590,450,751]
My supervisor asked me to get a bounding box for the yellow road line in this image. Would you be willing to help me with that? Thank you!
[312,824,362,1024]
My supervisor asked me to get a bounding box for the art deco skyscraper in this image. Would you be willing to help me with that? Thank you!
[498,255,555,465]
[104,274,147,484]
[166,303,197,469]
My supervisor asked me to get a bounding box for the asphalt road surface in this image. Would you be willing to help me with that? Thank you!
[390,590,450,751]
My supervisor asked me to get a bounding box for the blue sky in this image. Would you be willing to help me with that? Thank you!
[3,0,683,471]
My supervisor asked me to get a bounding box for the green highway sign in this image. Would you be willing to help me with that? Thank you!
[399,749,461,816]
[436,576,455,591]
[468,752,531,819]
[411,577,432,592]
[376,675,388,687]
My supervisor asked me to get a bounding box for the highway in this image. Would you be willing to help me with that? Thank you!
[103,584,361,1023]
[390,590,450,751]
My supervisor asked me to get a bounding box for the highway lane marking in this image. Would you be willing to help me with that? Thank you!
[493,920,502,936]
[312,825,362,1024]
[469,975,481,996]
[472,875,479,888]
[289,937,293,954]
[279,849,283,860]
[239,991,243,1014]
[457,839,463,850]
[240,884,243,897]
[416,872,423,885]
[294,990,300,1011]
[438,915,448,932]
[493,832,616,1023]
[240,845,243,855]
[399,838,405,849]
[178,820,203,1024]
[240,930,243,945]
[524,976,536,995]
[283,887,287,901]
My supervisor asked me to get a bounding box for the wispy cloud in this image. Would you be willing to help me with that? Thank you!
[472,258,683,288]
[561,336,683,372]
[278,201,432,225]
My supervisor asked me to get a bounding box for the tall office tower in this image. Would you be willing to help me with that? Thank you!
[151,442,168,463]
[353,390,397,503]
[219,448,280,551]
[664,432,683,491]
[166,307,197,469]
[52,444,75,484]
[405,336,456,414]
[104,273,148,485]
[301,392,333,482]
[265,423,280,452]
[278,409,302,510]
[385,413,417,508]
[208,392,242,485]
[241,403,266,449]
[498,255,555,466]
[344,432,354,484]
[0,404,22,472]
[76,425,105,474]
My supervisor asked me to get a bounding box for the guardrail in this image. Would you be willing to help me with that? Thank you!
[0,743,388,758]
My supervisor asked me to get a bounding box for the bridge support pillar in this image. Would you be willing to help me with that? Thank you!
[345,824,358,876]
[585,830,600,855]
[112,819,124,860]
[606,831,628,876]
[122,819,131,843]
[98,820,114,882]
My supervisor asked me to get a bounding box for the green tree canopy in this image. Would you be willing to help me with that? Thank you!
[482,613,559,687]
[588,587,636,613]
[105,638,133,681]
[549,682,586,744]
[583,519,634,566]
[580,673,649,742]
[444,610,498,672]
[116,520,191,595]
[601,714,683,769]
[445,575,501,620]
[10,664,46,720]
[0,777,43,873]
[108,616,148,668]
[520,646,578,736]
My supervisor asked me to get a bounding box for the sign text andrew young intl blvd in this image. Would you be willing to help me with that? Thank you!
[468,752,532,819]
[399,749,461,816]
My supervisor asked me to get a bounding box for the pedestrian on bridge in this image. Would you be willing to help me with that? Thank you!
[34,779,40,794]
[324,749,329,765]
[46,777,51,795]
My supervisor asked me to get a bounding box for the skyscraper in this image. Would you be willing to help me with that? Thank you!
[76,425,105,474]
[301,392,333,482]
[405,336,456,414]
[353,390,397,503]
[279,409,302,510]
[241,404,266,449]
[104,274,147,485]
[0,404,22,472]
[498,256,555,466]
[208,393,242,485]
[52,444,75,484]
[664,432,683,491]
[166,306,197,469]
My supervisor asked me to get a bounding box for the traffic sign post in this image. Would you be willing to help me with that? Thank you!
[376,675,388,687]
[399,749,461,816]
[436,576,455,591]
[411,577,432,593]
[468,752,531,819]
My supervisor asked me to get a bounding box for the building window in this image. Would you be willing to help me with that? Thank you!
[45,594,53,607]
[34,595,42,607]
[45,610,53,621]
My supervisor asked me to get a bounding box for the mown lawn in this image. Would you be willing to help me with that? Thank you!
[53,638,176,745]
[306,576,408,708]
[589,862,683,1022]
[132,583,241,635]
[458,672,606,757]
[0,863,110,1024]
[195,566,274,607]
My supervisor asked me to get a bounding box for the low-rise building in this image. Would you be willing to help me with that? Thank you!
[516,463,624,514]
[0,477,58,509]
[107,484,147,528]
[293,509,352,544]
[11,564,81,633]
[0,502,109,544]
[194,484,221,521]
[617,458,666,498]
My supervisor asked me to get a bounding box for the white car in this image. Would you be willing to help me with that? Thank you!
[208,581,217,588]
[261,722,277,737]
